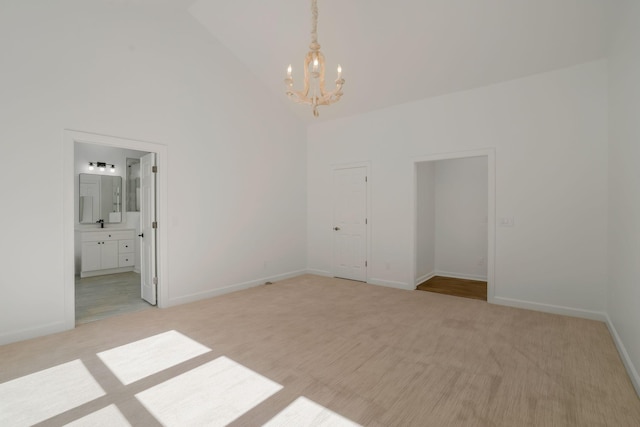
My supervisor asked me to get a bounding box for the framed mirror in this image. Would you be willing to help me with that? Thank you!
[79,174,123,224]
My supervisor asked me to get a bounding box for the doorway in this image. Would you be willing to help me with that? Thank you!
[412,149,495,302]
[63,130,168,329]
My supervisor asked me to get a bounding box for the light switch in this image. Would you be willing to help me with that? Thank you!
[499,217,515,227]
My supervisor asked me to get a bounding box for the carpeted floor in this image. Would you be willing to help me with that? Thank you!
[1,274,639,426]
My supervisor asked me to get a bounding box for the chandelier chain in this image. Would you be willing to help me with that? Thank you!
[310,0,318,47]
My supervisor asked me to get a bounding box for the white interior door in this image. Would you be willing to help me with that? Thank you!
[332,166,367,281]
[140,152,157,305]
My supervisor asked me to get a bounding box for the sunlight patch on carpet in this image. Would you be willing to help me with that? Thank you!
[64,404,131,426]
[135,356,283,426]
[264,396,362,427]
[97,330,210,385]
[0,359,105,427]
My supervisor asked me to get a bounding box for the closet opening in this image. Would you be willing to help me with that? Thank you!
[412,149,495,302]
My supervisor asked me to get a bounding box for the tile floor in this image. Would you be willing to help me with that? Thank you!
[75,272,153,324]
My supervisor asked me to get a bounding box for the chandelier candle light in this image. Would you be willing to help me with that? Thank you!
[285,0,344,117]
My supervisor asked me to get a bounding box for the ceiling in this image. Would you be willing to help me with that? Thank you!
[186,0,609,124]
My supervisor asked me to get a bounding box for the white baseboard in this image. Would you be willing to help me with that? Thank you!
[367,278,414,291]
[166,269,307,307]
[415,272,435,286]
[433,270,488,282]
[305,270,414,290]
[605,314,640,398]
[80,266,134,278]
[492,296,606,321]
[305,269,333,277]
[0,320,70,346]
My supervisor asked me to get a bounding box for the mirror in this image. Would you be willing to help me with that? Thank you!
[79,174,123,224]
[126,158,140,212]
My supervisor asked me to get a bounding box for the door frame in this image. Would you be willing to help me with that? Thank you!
[330,161,371,283]
[410,148,496,302]
[62,129,169,330]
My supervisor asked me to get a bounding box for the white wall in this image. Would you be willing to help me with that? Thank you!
[308,60,608,317]
[607,0,640,395]
[0,0,306,344]
[434,157,488,280]
[415,162,435,281]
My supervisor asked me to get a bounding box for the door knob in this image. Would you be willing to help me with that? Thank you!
[333,227,340,231]
[138,233,144,238]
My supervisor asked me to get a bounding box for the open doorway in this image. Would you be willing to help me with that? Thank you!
[74,143,152,323]
[412,149,495,302]
[63,130,168,329]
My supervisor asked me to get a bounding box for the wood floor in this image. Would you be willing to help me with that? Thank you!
[75,272,154,325]
[417,275,487,300]
[2,274,639,426]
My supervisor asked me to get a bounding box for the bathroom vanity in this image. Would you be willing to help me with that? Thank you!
[78,229,135,278]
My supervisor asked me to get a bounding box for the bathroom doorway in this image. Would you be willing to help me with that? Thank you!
[63,130,168,328]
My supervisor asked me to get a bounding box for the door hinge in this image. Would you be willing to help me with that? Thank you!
[365,176,368,182]
[365,261,368,267]
[365,218,368,225]
[152,277,158,285]
[152,221,158,229]
[152,165,158,173]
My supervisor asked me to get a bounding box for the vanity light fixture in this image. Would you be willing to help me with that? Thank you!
[89,162,116,173]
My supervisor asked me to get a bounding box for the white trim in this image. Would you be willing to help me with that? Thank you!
[330,161,372,283]
[63,129,170,333]
[605,314,640,398]
[367,278,414,291]
[432,271,488,282]
[415,272,435,286]
[63,132,76,331]
[81,267,134,279]
[305,269,333,277]
[167,270,307,306]
[410,148,496,303]
[0,321,68,346]
[493,296,606,322]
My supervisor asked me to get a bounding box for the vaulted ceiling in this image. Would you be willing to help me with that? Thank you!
[186,0,609,123]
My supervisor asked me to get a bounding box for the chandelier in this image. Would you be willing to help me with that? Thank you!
[284,0,344,117]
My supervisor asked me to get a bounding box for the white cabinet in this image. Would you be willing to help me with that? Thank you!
[79,229,135,278]
[81,241,118,272]
[118,239,134,267]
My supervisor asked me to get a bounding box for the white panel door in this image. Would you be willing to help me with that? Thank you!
[332,166,367,281]
[140,152,157,305]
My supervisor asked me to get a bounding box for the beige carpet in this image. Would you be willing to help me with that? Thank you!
[1,274,639,426]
